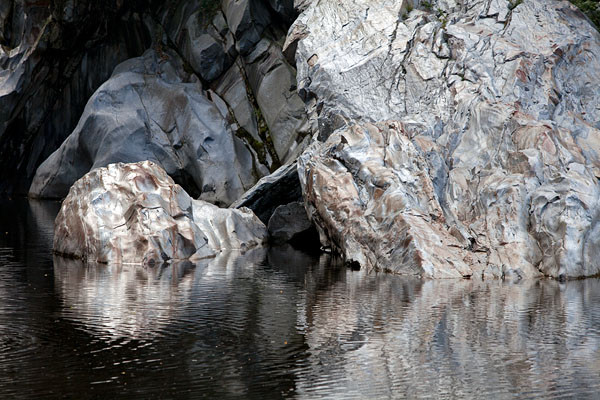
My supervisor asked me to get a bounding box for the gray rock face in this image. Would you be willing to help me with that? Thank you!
[267,201,314,245]
[294,0,600,278]
[222,0,271,55]
[232,162,303,224]
[53,161,267,265]
[29,49,265,206]
[244,38,311,164]
[160,4,237,83]
[0,0,151,194]
[183,15,233,82]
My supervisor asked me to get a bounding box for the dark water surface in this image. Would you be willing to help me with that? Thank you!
[1,199,600,399]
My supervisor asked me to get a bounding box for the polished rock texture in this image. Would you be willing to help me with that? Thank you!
[53,161,267,265]
[29,49,265,206]
[294,0,600,278]
[222,0,272,55]
[244,37,311,164]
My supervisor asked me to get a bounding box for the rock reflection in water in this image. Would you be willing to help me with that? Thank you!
[53,250,266,340]
[7,197,600,399]
[295,277,600,399]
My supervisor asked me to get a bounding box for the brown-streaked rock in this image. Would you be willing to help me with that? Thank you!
[53,161,267,266]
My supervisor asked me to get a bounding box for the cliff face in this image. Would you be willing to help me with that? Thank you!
[4,0,309,198]
[5,0,600,278]
[293,0,600,278]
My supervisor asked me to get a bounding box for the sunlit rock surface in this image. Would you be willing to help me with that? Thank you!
[294,0,600,279]
[53,161,267,265]
[299,122,480,278]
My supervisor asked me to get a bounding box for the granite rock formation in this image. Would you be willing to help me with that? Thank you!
[294,0,600,279]
[53,161,267,266]
[6,0,600,279]
[29,49,264,206]
[27,0,309,203]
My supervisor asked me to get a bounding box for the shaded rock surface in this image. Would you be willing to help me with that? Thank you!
[222,0,272,55]
[29,49,265,206]
[232,162,303,224]
[53,161,267,265]
[294,0,600,279]
[244,37,311,164]
[0,0,151,194]
[267,201,318,246]
[27,0,309,202]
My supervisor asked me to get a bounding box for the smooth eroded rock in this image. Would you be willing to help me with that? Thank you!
[0,0,151,194]
[53,161,267,265]
[29,49,265,206]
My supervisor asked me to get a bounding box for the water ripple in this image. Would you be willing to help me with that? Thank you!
[1,199,600,398]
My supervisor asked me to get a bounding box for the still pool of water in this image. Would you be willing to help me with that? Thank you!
[1,199,599,399]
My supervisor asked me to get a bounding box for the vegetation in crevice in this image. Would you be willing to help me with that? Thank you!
[236,60,282,172]
[508,0,523,11]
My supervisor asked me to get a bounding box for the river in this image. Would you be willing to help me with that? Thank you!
[0,199,599,399]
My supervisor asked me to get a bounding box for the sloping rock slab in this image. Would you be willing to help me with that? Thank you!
[53,161,267,266]
[231,162,302,224]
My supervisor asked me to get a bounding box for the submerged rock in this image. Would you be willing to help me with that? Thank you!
[294,0,600,279]
[29,49,265,206]
[53,161,267,266]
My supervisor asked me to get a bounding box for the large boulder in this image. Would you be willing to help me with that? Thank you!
[294,0,600,279]
[29,49,266,206]
[53,161,267,266]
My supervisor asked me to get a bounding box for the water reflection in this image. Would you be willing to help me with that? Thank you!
[1,199,600,399]
[295,277,600,399]
[54,257,204,339]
